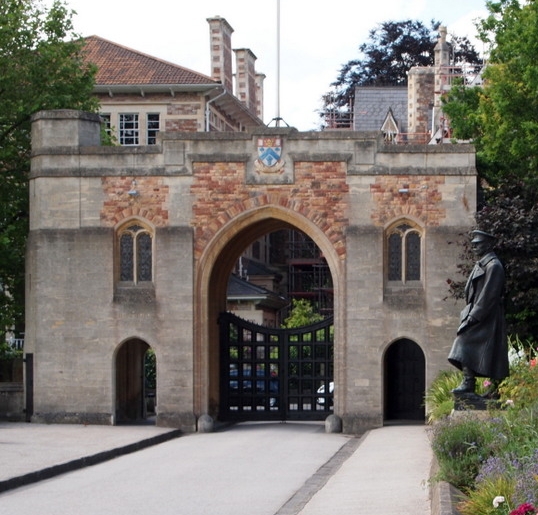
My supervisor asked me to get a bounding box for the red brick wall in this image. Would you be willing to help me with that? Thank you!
[370,175,446,226]
[190,161,349,259]
[100,177,169,227]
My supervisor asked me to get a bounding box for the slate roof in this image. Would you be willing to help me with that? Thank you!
[238,257,282,280]
[83,35,217,87]
[227,274,287,303]
[227,274,271,298]
[353,86,408,133]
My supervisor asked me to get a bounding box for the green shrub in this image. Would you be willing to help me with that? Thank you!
[430,413,496,490]
[0,341,22,360]
[429,334,538,511]
[425,370,489,423]
[457,476,514,515]
[499,340,538,410]
[425,370,462,422]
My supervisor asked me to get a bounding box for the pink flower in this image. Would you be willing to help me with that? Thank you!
[509,503,536,515]
[530,358,537,367]
[484,380,492,387]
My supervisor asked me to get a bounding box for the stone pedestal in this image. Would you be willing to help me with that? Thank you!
[452,392,500,411]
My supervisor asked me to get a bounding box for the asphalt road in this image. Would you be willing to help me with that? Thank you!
[0,422,352,515]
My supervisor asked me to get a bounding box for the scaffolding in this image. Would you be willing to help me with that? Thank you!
[286,231,333,317]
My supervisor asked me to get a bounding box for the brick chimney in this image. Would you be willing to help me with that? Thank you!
[234,48,258,116]
[207,16,234,92]
[255,72,266,120]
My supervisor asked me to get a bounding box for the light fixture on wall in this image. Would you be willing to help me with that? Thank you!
[128,179,139,197]
[398,184,410,194]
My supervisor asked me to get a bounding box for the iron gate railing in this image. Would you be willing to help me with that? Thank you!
[219,312,334,421]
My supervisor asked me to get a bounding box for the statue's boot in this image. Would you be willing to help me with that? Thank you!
[452,367,476,393]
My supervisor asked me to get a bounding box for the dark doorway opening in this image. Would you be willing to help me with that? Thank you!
[384,338,425,422]
[115,339,155,424]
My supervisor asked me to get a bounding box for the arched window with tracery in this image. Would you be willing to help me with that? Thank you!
[118,222,153,284]
[387,221,422,283]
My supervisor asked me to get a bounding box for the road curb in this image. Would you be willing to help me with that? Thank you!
[0,428,183,494]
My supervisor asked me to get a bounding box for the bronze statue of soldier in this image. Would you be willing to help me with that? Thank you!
[448,230,509,400]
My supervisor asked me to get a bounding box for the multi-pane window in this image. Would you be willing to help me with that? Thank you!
[119,223,153,283]
[119,114,139,145]
[147,113,160,145]
[387,222,422,283]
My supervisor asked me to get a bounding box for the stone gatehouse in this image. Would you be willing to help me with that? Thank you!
[25,109,476,434]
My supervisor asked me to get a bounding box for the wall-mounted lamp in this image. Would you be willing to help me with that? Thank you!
[128,179,139,197]
[398,184,410,194]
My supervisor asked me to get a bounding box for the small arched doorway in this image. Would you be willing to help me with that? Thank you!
[384,338,425,422]
[115,338,155,424]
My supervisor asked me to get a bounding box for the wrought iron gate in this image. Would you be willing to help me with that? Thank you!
[219,312,334,421]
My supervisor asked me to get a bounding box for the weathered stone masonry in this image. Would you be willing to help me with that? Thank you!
[26,110,477,433]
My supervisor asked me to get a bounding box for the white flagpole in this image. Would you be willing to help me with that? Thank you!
[276,0,281,126]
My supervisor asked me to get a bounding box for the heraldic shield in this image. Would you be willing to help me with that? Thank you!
[257,137,282,167]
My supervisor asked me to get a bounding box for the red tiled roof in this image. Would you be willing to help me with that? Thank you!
[83,36,216,86]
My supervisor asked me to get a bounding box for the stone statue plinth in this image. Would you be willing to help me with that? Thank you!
[452,391,501,411]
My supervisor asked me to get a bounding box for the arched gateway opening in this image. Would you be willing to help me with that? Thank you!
[115,338,156,424]
[195,206,341,422]
[384,338,425,422]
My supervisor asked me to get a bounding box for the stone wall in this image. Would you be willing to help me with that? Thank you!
[25,110,477,433]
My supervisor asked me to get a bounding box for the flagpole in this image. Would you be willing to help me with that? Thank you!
[276,0,281,127]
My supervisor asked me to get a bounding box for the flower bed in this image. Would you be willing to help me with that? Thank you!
[428,338,538,515]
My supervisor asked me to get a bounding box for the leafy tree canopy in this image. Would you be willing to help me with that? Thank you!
[444,0,538,184]
[443,0,538,342]
[320,19,481,124]
[0,0,98,338]
[476,178,538,341]
[281,299,323,329]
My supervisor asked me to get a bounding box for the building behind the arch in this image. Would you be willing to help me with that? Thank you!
[25,109,476,433]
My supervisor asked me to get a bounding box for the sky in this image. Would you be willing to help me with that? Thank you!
[46,0,489,131]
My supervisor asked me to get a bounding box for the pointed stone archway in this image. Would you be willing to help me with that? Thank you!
[193,205,344,422]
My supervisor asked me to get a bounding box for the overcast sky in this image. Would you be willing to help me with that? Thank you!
[48,0,489,131]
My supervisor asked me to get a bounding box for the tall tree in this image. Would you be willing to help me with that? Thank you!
[442,0,538,342]
[445,0,538,184]
[320,19,481,125]
[0,0,97,338]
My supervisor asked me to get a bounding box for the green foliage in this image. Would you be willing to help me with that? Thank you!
[281,299,323,329]
[457,476,514,515]
[0,0,97,334]
[476,0,538,181]
[144,349,156,390]
[442,79,483,142]
[0,341,23,361]
[425,370,463,422]
[498,339,538,409]
[474,180,538,341]
[443,0,538,342]
[426,370,490,423]
[444,0,538,184]
[431,413,497,490]
[430,339,538,511]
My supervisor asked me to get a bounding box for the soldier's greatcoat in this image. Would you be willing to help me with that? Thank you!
[448,251,509,380]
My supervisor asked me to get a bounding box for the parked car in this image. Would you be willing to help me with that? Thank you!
[316,381,334,406]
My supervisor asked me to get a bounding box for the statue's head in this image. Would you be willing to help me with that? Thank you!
[470,230,496,257]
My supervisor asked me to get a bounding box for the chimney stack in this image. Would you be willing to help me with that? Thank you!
[207,16,234,92]
[234,48,258,116]
[255,73,266,120]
